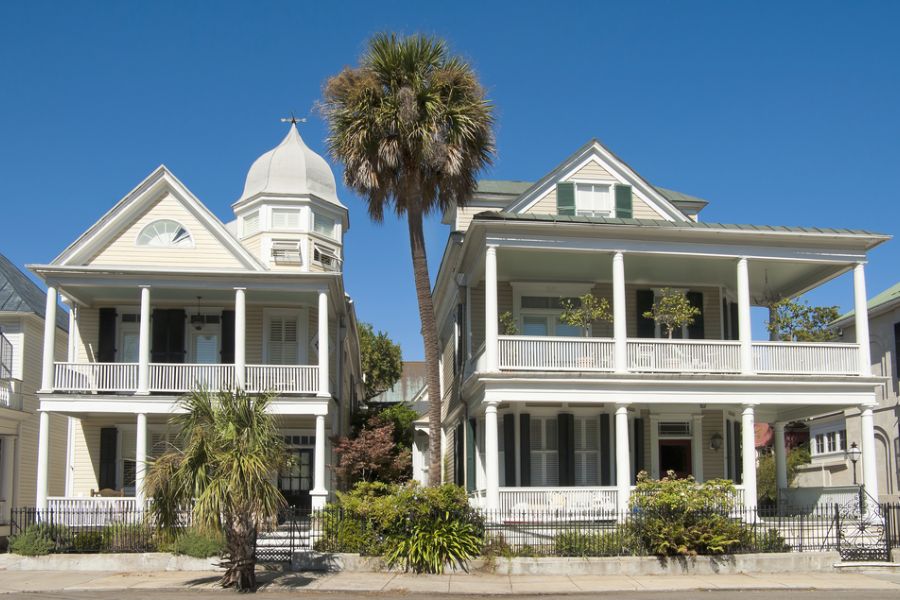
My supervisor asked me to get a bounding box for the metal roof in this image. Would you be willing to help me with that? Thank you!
[0,253,68,330]
[476,179,709,208]
[837,281,900,323]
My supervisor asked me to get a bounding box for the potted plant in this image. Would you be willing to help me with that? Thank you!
[641,288,701,339]
[560,293,614,368]
[499,311,519,336]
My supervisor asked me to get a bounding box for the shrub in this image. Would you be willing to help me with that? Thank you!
[744,527,790,553]
[553,528,638,557]
[385,512,482,573]
[73,530,104,552]
[101,522,156,553]
[8,524,66,556]
[171,528,226,558]
[314,509,383,555]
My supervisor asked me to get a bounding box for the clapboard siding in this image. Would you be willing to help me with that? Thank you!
[470,281,513,351]
[569,161,613,180]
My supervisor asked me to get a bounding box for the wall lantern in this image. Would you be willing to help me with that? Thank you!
[709,432,724,451]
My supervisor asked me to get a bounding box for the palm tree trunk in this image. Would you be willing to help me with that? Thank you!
[222,515,257,591]
[406,207,443,486]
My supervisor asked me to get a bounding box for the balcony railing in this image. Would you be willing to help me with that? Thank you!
[498,335,615,371]
[753,342,860,375]
[627,339,741,373]
[0,380,22,410]
[149,363,236,392]
[54,362,139,392]
[246,364,319,394]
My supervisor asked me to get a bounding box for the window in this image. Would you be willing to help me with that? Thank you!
[118,313,140,363]
[530,417,559,486]
[271,240,302,264]
[574,417,599,486]
[313,244,339,270]
[314,213,336,238]
[136,219,193,247]
[575,183,613,217]
[243,212,259,236]
[266,314,299,365]
[811,424,847,457]
[659,421,692,437]
[520,296,582,337]
[272,208,301,229]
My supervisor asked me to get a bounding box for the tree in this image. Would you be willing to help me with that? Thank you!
[145,389,288,591]
[499,311,518,335]
[766,298,840,342]
[333,414,412,487]
[756,445,811,506]
[642,288,701,339]
[323,33,495,485]
[358,322,403,400]
[560,293,613,337]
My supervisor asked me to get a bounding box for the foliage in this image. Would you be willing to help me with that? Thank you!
[629,472,745,556]
[333,415,412,487]
[766,299,840,342]
[8,524,60,556]
[358,322,403,400]
[744,527,790,553]
[102,522,156,553]
[170,528,226,558]
[560,293,614,337]
[385,513,482,573]
[73,531,105,552]
[375,403,419,449]
[756,445,812,505]
[499,311,519,336]
[642,288,701,339]
[323,33,495,485]
[553,528,639,557]
[145,389,288,591]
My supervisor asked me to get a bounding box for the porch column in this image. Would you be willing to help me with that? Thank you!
[615,404,631,511]
[741,405,758,512]
[311,413,328,509]
[36,411,50,511]
[137,286,151,394]
[774,422,788,491]
[40,286,57,392]
[135,413,147,508]
[234,288,246,389]
[484,401,500,511]
[736,258,753,374]
[318,290,330,397]
[485,245,499,372]
[612,251,628,373]
[860,404,879,500]
[691,414,704,482]
[853,263,872,376]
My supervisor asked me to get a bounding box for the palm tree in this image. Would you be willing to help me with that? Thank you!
[322,33,495,485]
[145,389,288,591]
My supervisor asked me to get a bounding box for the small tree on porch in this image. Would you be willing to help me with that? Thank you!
[560,293,613,337]
[765,298,840,342]
[642,288,701,339]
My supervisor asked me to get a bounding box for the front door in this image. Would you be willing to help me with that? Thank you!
[279,448,313,510]
[659,439,692,479]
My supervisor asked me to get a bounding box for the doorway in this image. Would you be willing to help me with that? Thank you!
[279,447,313,510]
[659,439,692,479]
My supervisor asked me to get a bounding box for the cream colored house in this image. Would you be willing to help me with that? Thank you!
[29,123,363,513]
[0,253,68,536]
[428,138,890,515]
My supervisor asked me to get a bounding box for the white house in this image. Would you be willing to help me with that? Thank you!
[428,139,890,514]
[28,123,363,512]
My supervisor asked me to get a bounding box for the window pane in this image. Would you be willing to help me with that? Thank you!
[555,317,582,337]
[121,332,139,363]
[314,213,335,237]
[194,334,218,364]
[523,316,548,336]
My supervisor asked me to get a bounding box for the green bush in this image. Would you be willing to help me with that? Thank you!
[170,528,225,558]
[744,527,790,553]
[553,528,638,557]
[314,509,383,555]
[8,524,66,556]
[385,513,482,573]
[73,531,104,552]
[101,522,156,553]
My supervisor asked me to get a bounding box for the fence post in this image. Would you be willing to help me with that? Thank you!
[834,503,840,555]
[884,503,891,560]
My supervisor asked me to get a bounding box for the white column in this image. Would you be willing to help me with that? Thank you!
[40,286,58,392]
[853,263,872,376]
[484,401,500,511]
[774,422,788,491]
[0,436,15,523]
[318,290,330,397]
[691,414,704,482]
[859,404,879,499]
[736,258,754,374]
[311,413,327,509]
[36,411,50,511]
[615,404,632,511]
[612,251,628,373]
[137,286,151,394]
[234,288,246,389]
[741,405,758,512]
[485,245,499,372]
[135,413,147,508]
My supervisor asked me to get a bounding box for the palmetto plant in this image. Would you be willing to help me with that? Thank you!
[145,389,288,591]
[322,33,495,484]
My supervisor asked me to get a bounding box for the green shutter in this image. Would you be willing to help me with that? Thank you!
[503,414,516,486]
[466,418,477,492]
[615,185,633,219]
[519,414,531,486]
[556,182,575,216]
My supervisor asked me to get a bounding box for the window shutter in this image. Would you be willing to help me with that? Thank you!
[519,414,531,486]
[636,289,655,338]
[558,414,575,486]
[729,302,740,341]
[503,414,516,486]
[687,291,705,339]
[466,418,477,492]
[633,417,645,478]
[733,420,743,484]
[152,309,186,363]
[454,422,465,486]
[725,420,733,479]
[615,185,633,219]
[99,427,117,489]
[220,310,235,364]
[574,417,599,486]
[98,308,117,362]
[599,413,611,485]
[556,182,575,216]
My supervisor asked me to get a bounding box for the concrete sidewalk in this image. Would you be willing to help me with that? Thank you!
[0,569,899,594]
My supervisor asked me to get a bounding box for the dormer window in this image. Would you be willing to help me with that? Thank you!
[136,220,193,248]
[313,213,336,238]
[271,240,302,265]
[575,184,613,217]
[313,244,339,270]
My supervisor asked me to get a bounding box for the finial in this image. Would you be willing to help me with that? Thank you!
[281,112,307,125]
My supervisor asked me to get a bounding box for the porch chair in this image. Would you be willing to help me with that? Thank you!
[91,488,125,497]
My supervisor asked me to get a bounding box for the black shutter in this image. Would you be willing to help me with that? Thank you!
[503,414,516,486]
[687,291,705,339]
[99,427,118,489]
[558,414,575,486]
[97,308,117,362]
[722,298,730,340]
[636,289,655,338]
[615,184,633,219]
[599,414,611,486]
[454,422,464,486]
[733,420,743,484]
[556,182,575,216]
[519,414,531,486]
[151,310,167,362]
[220,310,235,364]
[466,419,477,492]
[152,309,187,363]
[634,417,645,479]
[725,420,733,479]
[730,302,740,341]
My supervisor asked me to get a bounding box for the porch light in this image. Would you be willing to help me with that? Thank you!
[191,296,204,330]
[847,442,862,485]
[709,432,724,451]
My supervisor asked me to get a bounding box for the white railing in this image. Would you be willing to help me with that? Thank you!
[53,362,139,392]
[149,363,236,392]
[498,336,615,371]
[46,496,141,527]
[498,486,619,514]
[0,380,21,410]
[753,342,860,375]
[246,365,319,393]
[627,339,742,373]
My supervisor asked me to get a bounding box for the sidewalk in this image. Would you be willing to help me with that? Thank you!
[0,569,898,594]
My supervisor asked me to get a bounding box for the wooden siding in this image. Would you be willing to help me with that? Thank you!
[86,193,245,269]
[569,161,613,180]
[470,281,513,351]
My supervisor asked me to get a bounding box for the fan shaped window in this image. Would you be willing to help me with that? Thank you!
[136,220,194,248]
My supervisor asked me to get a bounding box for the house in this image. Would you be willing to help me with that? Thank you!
[427,138,890,514]
[27,123,363,512]
[795,282,900,502]
[0,253,68,536]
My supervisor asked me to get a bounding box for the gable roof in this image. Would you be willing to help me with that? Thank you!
[51,166,266,271]
[835,281,900,324]
[0,253,67,330]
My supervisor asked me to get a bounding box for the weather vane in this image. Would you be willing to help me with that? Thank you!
[281,112,307,125]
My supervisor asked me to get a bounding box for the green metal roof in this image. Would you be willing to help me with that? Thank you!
[476,180,533,195]
[653,186,709,207]
[837,281,900,322]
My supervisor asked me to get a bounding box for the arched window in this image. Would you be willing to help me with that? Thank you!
[136,220,193,248]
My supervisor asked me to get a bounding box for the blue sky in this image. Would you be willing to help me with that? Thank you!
[1,1,898,359]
